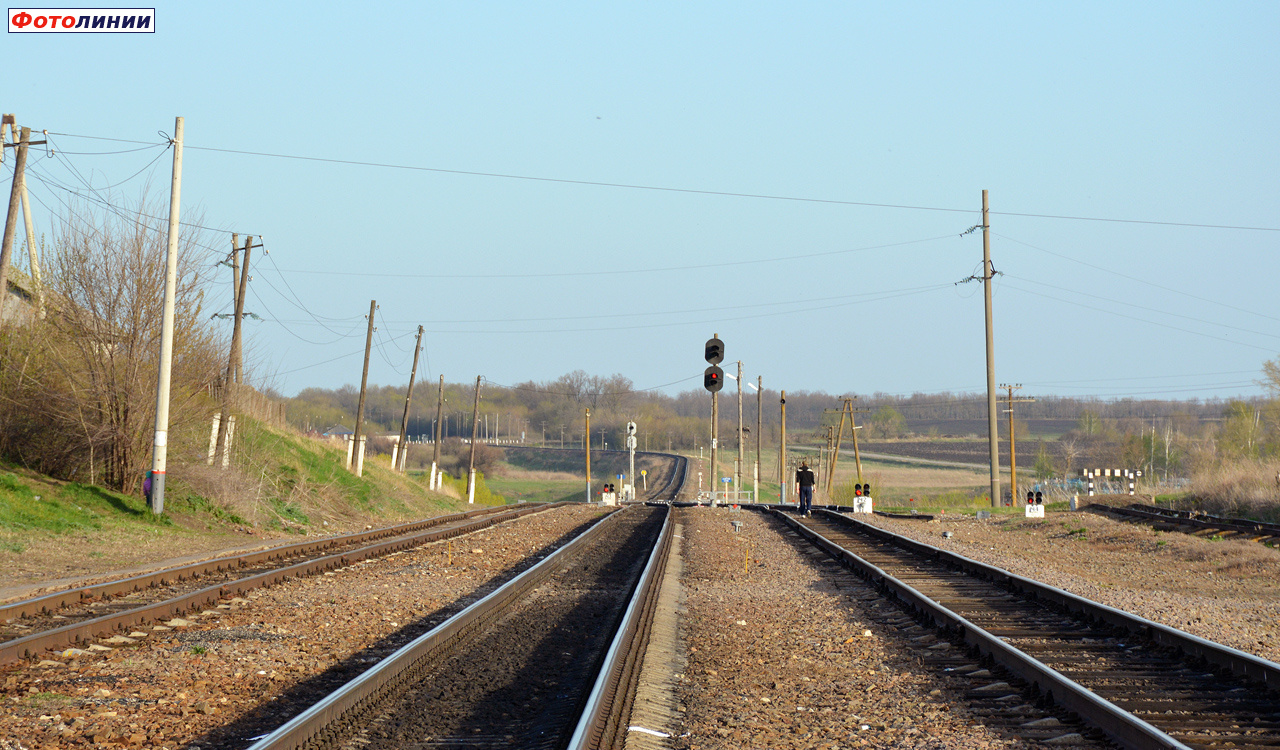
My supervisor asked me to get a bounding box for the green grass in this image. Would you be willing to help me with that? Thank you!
[485,477,579,504]
[438,470,507,506]
[0,470,171,536]
[24,692,73,707]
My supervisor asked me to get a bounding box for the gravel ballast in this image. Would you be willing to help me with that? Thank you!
[865,503,1280,664]
[0,505,608,750]
[671,507,1023,749]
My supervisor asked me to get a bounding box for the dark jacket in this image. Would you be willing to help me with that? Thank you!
[795,467,816,487]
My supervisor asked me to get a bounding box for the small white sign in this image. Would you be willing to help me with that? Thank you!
[1025,504,1045,518]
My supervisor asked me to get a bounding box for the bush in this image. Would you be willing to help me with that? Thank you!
[1188,458,1280,523]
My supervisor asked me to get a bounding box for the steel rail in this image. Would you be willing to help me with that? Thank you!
[1,503,562,664]
[567,508,674,749]
[768,507,1280,750]
[1091,502,1280,540]
[244,505,652,750]
[568,448,687,747]
[0,504,516,619]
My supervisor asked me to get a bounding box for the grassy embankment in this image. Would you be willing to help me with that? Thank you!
[0,417,486,588]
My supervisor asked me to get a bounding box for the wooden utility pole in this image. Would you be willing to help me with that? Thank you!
[584,408,592,503]
[1001,383,1036,505]
[214,234,252,468]
[823,398,866,499]
[982,189,1000,507]
[755,375,762,503]
[827,409,846,496]
[465,376,481,503]
[430,375,444,489]
[148,117,183,514]
[351,299,377,475]
[394,326,424,472]
[229,236,257,384]
[779,390,787,504]
[0,126,33,323]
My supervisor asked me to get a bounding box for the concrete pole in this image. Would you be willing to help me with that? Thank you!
[466,376,481,503]
[148,117,183,514]
[710,388,719,505]
[0,127,31,323]
[779,390,787,505]
[430,374,444,489]
[18,169,43,318]
[736,360,743,502]
[982,189,1001,507]
[395,325,424,472]
[584,408,592,503]
[351,299,377,475]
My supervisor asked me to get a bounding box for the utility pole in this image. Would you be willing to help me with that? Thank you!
[779,390,787,505]
[1001,383,1035,505]
[394,326,424,472]
[350,299,377,476]
[214,233,253,468]
[430,375,444,489]
[982,189,1000,507]
[227,236,257,386]
[826,409,845,496]
[0,125,36,324]
[735,360,744,502]
[825,425,835,498]
[755,375,762,504]
[466,376,481,503]
[148,117,183,515]
[16,143,44,319]
[584,408,592,503]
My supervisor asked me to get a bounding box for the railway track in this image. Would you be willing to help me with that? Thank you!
[777,507,1280,750]
[1090,502,1280,544]
[246,461,687,750]
[0,503,561,664]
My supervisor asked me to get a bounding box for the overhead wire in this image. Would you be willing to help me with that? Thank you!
[45,131,1279,232]
[999,281,1277,353]
[997,233,1280,324]
[409,284,954,334]
[1004,273,1280,342]
[277,234,959,280]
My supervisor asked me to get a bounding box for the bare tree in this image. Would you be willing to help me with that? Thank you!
[0,194,222,492]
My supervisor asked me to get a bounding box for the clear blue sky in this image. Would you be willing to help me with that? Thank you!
[7,2,1278,403]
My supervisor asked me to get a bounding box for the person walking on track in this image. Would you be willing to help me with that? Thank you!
[795,461,816,516]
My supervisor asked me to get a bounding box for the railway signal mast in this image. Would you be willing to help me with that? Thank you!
[626,421,637,501]
[704,335,725,505]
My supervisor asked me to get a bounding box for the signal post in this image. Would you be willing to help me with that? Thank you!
[703,335,725,504]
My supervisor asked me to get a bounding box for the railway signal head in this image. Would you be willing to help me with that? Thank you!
[1027,491,1035,503]
[704,365,724,392]
[854,483,863,496]
[1035,491,1044,505]
[863,483,871,497]
[704,337,725,365]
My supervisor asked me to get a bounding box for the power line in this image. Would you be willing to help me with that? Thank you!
[1005,274,1280,342]
[46,131,1280,232]
[277,234,959,280]
[999,281,1277,353]
[406,284,954,335]
[997,233,1280,324]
